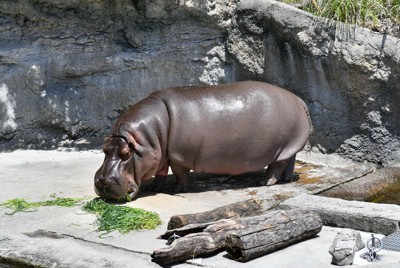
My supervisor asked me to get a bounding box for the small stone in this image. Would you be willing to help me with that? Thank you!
[329,229,365,266]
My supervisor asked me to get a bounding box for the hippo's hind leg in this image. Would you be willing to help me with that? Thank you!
[258,154,296,186]
[262,161,287,186]
[281,154,296,182]
[170,162,190,193]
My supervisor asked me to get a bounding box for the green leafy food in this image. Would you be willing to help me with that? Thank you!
[82,199,162,234]
[0,197,83,215]
[0,197,162,234]
[117,193,132,203]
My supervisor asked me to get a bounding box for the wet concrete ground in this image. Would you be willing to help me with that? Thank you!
[0,150,399,267]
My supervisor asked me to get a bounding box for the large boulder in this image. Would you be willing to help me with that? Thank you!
[329,229,365,266]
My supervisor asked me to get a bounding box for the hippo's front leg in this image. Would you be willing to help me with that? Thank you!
[149,175,167,192]
[148,165,168,192]
[170,162,190,193]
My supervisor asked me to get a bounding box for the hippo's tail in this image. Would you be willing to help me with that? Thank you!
[301,99,313,134]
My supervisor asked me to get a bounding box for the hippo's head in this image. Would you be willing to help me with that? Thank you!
[94,136,139,200]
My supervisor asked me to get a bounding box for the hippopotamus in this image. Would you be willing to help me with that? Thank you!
[94,81,312,200]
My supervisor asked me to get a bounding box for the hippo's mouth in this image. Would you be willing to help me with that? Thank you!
[127,183,139,200]
[95,180,131,200]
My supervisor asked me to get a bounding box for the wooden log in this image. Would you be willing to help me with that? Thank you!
[225,209,322,262]
[152,209,322,265]
[167,197,278,230]
[159,221,217,240]
[152,218,240,265]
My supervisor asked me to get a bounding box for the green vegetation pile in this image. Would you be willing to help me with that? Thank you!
[0,197,83,215]
[0,196,162,234]
[82,199,162,234]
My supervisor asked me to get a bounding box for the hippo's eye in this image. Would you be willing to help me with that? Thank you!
[119,147,131,161]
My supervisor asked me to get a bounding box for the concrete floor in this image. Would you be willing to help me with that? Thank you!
[1,150,399,267]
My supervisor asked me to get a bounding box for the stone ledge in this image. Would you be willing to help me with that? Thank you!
[279,194,400,235]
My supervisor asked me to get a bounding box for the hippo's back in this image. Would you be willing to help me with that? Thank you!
[153,81,311,174]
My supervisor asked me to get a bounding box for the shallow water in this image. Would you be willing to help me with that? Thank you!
[371,192,400,206]
[368,177,400,206]
[0,259,35,268]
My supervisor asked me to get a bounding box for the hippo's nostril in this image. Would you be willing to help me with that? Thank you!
[96,177,120,190]
[94,176,126,199]
[109,177,121,187]
[95,177,112,189]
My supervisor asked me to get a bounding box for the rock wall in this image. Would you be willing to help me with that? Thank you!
[0,0,236,149]
[229,0,400,165]
[0,0,399,165]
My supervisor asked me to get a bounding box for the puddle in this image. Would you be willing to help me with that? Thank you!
[367,177,400,205]
[0,258,36,268]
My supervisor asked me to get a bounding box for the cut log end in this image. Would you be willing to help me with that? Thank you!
[225,235,245,261]
[168,215,187,230]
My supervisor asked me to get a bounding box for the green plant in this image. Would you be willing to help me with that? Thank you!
[305,0,399,29]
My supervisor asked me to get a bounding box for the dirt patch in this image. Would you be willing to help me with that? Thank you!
[294,161,323,185]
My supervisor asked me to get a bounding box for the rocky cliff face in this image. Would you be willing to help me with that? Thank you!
[0,0,399,165]
[229,0,400,165]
